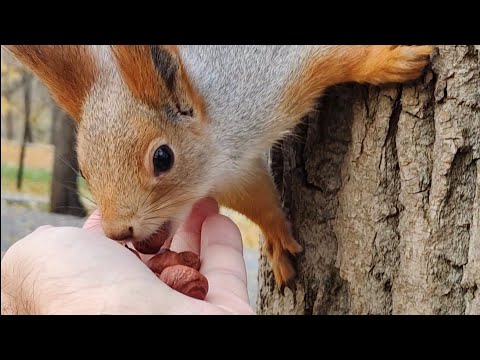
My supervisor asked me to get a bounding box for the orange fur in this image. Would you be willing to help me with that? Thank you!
[279,45,433,125]
[111,45,165,108]
[111,45,206,119]
[214,160,303,287]
[4,45,97,120]
[77,106,210,241]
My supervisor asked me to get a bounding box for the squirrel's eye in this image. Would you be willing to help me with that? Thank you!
[153,145,174,176]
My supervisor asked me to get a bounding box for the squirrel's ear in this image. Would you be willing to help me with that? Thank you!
[111,45,204,117]
[2,45,97,121]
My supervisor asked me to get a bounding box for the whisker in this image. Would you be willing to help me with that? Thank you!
[140,180,161,212]
[141,222,168,227]
[145,193,202,213]
[142,222,168,227]
[56,153,81,178]
[142,176,191,214]
[142,216,185,223]
[60,183,97,205]
[142,186,198,214]
[145,195,205,215]
[139,156,231,216]
[159,176,188,200]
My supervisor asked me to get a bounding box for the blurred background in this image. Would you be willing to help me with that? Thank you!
[1,49,260,306]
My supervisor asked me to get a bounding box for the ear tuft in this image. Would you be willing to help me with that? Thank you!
[110,45,164,108]
[110,45,205,119]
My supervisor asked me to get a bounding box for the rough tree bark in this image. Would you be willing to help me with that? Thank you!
[50,107,86,217]
[258,45,479,315]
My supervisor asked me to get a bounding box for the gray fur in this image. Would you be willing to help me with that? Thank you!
[178,46,329,165]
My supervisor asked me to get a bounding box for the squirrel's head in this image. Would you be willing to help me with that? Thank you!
[4,45,218,249]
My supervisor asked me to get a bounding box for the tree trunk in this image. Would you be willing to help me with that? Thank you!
[49,101,57,145]
[258,45,479,315]
[49,108,86,217]
[5,111,14,140]
[16,74,32,190]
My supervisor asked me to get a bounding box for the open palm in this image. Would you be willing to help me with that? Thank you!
[1,198,255,315]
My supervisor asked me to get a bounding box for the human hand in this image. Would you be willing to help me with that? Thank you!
[1,198,255,315]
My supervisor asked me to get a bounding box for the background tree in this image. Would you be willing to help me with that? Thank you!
[2,50,52,143]
[16,73,33,190]
[2,49,86,217]
[1,58,23,140]
[49,107,86,217]
[258,45,479,315]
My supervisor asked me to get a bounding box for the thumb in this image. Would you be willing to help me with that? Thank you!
[199,214,250,305]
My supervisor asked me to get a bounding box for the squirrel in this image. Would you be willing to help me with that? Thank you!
[4,45,432,290]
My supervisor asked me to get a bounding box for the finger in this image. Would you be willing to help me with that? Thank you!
[82,209,105,235]
[33,225,54,233]
[199,214,250,304]
[170,197,219,254]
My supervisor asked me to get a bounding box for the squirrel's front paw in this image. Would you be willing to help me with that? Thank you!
[389,45,433,81]
[359,45,433,85]
[375,45,434,84]
[264,231,303,293]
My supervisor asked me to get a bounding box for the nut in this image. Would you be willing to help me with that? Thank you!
[132,239,162,255]
[159,265,208,300]
[146,249,201,274]
[179,251,201,271]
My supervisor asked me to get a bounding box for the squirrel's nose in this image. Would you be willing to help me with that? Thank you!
[105,226,134,241]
